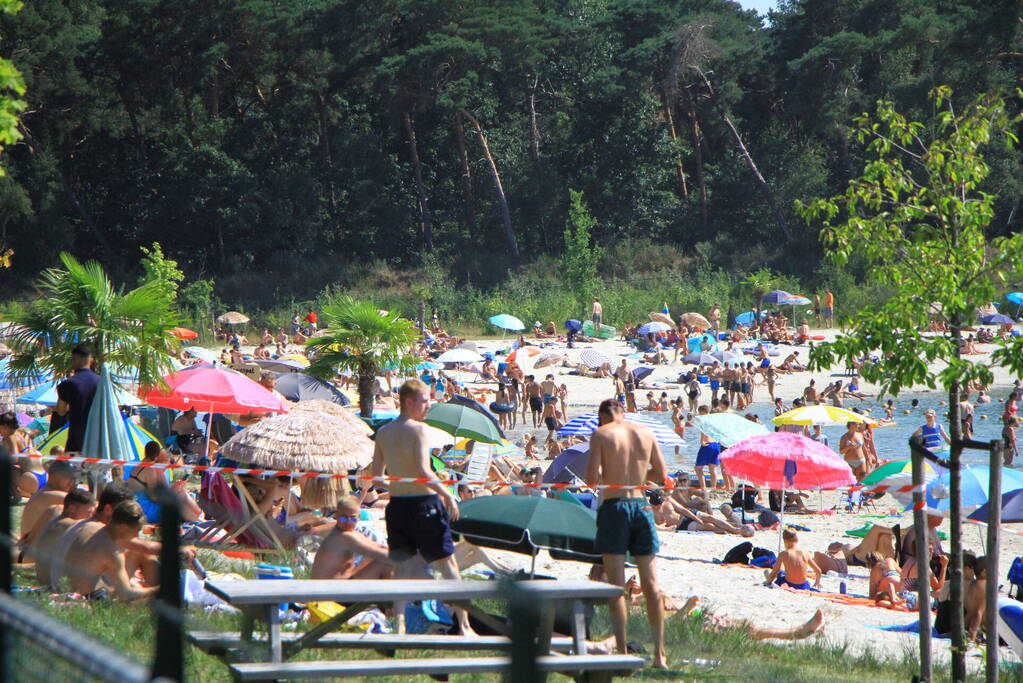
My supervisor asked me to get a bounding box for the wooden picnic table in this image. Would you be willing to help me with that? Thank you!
[199,578,643,681]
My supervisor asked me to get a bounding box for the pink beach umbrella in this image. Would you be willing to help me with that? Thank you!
[721,432,854,550]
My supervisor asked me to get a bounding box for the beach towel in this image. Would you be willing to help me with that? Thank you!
[782,586,913,612]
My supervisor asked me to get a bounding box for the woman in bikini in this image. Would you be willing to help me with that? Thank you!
[127,441,202,523]
[866,551,903,607]
[839,421,867,479]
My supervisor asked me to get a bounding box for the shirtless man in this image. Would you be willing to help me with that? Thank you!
[764,530,822,590]
[585,399,669,668]
[965,557,987,641]
[592,298,603,334]
[311,496,393,580]
[19,461,78,547]
[28,488,96,588]
[53,482,163,591]
[803,379,817,405]
[540,374,558,406]
[839,422,867,479]
[365,380,474,635]
[521,375,540,428]
[70,500,160,601]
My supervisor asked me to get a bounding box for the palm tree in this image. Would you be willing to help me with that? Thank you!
[4,253,181,388]
[305,297,419,417]
[740,268,776,323]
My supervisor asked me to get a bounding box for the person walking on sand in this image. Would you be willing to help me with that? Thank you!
[592,298,603,334]
[585,399,669,668]
[823,290,834,328]
[365,380,476,636]
[708,304,721,332]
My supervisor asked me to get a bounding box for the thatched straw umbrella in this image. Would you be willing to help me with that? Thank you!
[220,410,374,509]
[290,399,372,430]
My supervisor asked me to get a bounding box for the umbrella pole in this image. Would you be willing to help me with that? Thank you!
[204,402,213,462]
[778,485,785,554]
[530,552,536,578]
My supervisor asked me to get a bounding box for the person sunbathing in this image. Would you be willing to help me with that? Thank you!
[19,461,78,549]
[28,488,96,588]
[676,504,754,537]
[69,500,161,602]
[813,525,896,574]
[778,352,803,372]
[764,530,822,590]
[311,496,393,580]
[866,551,903,607]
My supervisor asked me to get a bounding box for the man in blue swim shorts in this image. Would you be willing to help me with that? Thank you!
[586,399,669,668]
[367,379,475,635]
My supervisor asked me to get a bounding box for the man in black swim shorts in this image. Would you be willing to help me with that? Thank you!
[367,379,475,635]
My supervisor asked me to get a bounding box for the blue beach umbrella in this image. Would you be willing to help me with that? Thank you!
[488,314,525,331]
[417,361,443,370]
[558,412,683,448]
[734,311,767,327]
[980,314,1015,325]
[1007,293,1023,305]
[968,489,1023,524]
[926,466,1023,512]
[761,290,793,305]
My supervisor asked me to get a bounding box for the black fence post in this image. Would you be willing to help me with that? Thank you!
[151,488,183,682]
[505,578,542,683]
[0,445,10,683]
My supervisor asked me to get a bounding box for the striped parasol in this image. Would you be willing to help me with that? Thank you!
[558,412,683,447]
[579,349,612,369]
[773,405,877,427]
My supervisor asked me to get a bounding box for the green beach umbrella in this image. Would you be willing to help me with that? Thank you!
[859,458,937,487]
[80,367,137,487]
[452,496,600,573]
[693,412,770,447]
[425,403,502,445]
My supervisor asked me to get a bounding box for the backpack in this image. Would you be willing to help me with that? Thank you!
[721,541,754,565]
[1008,557,1023,600]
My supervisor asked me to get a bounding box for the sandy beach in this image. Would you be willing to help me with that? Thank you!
[388,326,1023,667]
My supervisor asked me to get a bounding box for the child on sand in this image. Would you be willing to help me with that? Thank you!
[866,551,903,607]
[764,530,822,590]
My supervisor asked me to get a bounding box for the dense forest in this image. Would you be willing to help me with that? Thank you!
[1,0,1022,320]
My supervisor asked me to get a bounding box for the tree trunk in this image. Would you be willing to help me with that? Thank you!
[696,70,792,243]
[453,113,477,232]
[948,319,966,681]
[358,370,376,419]
[418,299,426,339]
[660,89,689,199]
[527,75,541,170]
[681,88,708,232]
[459,109,519,261]
[402,112,433,252]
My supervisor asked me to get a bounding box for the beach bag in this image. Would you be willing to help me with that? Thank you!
[732,485,758,511]
[757,510,781,528]
[405,600,454,634]
[722,541,753,565]
[1008,557,1023,600]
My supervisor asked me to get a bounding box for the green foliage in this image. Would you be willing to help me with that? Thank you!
[560,190,603,306]
[305,295,419,416]
[138,242,184,303]
[799,88,1023,395]
[0,0,25,176]
[5,252,181,387]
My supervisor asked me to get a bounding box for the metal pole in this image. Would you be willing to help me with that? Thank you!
[911,436,932,682]
[0,444,11,683]
[151,488,183,681]
[986,441,1003,683]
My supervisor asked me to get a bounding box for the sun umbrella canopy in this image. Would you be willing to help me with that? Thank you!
[221,411,373,473]
[860,458,939,487]
[761,290,793,305]
[507,347,541,364]
[683,352,717,365]
[170,327,198,340]
[143,364,287,414]
[543,443,590,484]
[79,368,140,460]
[980,314,1015,325]
[183,347,217,363]
[969,489,1023,523]
[488,314,525,331]
[558,412,683,447]
[417,361,443,370]
[426,402,503,444]
[648,312,676,328]
[447,394,506,439]
[712,350,743,366]
[274,373,350,406]
[773,405,877,427]
[17,379,142,407]
[579,349,612,369]
[533,353,565,369]
[436,348,485,364]
[734,311,766,326]
[1008,293,1023,305]
[637,321,671,335]
[681,312,711,329]
[631,367,654,384]
[926,466,1023,512]
[217,311,250,325]
[0,361,52,390]
[693,413,770,448]
[452,496,599,562]
[253,358,308,373]
[721,432,855,490]
[779,295,812,305]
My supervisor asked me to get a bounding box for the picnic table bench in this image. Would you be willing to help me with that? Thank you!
[195,578,644,681]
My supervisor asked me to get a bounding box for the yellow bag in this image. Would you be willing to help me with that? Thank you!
[307,601,346,625]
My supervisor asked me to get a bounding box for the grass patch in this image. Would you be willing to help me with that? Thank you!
[11,590,1022,682]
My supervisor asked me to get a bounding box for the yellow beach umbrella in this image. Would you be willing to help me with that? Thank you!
[772,405,877,427]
